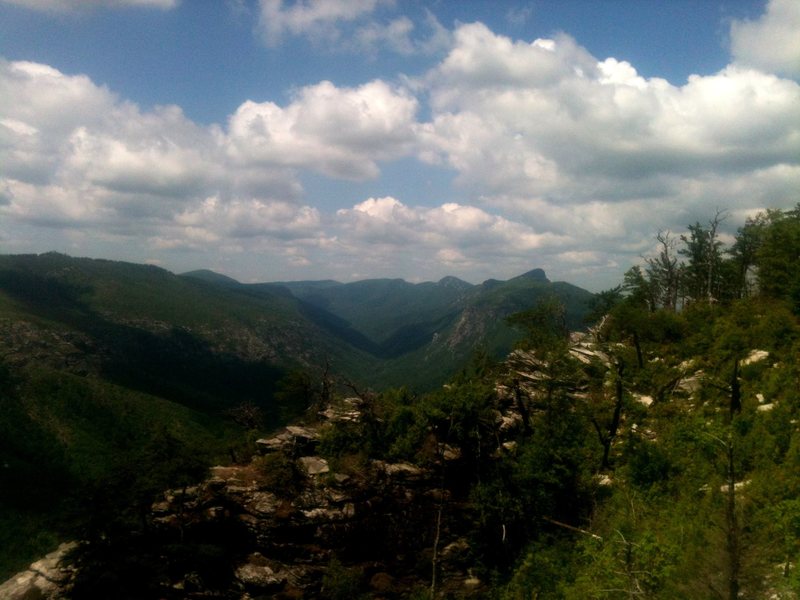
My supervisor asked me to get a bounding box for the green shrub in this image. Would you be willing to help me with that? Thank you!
[253,452,301,496]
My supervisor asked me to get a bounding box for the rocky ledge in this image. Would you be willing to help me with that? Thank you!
[0,542,77,600]
[141,400,491,598]
[3,386,538,599]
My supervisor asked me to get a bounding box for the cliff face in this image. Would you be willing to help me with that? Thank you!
[108,397,506,599]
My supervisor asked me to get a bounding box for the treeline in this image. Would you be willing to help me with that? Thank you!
[617,205,800,312]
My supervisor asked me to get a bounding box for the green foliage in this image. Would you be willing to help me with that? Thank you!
[755,205,800,311]
[420,378,499,467]
[506,296,569,352]
[624,438,673,490]
[0,363,239,579]
[318,421,370,462]
[585,285,623,325]
[502,536,577,599]
[273,368,317,421]
[497,208,800,597]
[321,556,365,600]
[253,452,302,497]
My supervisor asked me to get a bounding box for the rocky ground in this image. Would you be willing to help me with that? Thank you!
[2,391,533,599]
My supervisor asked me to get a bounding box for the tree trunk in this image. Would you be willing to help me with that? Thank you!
[725,439,740,600]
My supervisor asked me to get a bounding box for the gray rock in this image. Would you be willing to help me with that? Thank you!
[299,456,330,476]
[0,542,77,600]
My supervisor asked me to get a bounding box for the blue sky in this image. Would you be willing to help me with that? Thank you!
[1,0,798,289]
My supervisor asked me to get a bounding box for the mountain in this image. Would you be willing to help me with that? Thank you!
[0,253,594,396]
[178,265,595,390]
[180,268,242,287]
[0,252,377,577]
[271,269,593,389]
[0,253,375,410]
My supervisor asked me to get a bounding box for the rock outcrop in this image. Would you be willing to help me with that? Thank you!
[37,394,538,598]
[0,542,77,600]
[138,399,495,598]
[2,370,541,600]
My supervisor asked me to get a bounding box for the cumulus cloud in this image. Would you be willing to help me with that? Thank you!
[421,23,800,204]
[333,196,569,278]
[730,0,800,78]
[64,106,220,199]
[176,197,321,240]
[0,59,420,229]
[0,0,178,11]
[408,22,800,286]
[418,24,800,220]
[0,59,421,276]
[226,80,418,180]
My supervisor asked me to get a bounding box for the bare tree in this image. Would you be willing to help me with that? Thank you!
[646,231,680,311]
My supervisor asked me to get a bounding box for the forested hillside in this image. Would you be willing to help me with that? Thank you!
[0,253,590,583]
[192,266,594,390]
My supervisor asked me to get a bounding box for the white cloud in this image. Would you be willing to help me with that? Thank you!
[0,0,178,12]
[730,0,800,78]
[225,79,419,180]
[176,197,321,240]
[334,196,569,278]
[63,107,220,198]
[350,10,451,56]
[0,59,419,240]
[423,25,800,198]
[257,0,450,56]
[410,23,800,287]
[258,0,384,46]
[353,16,416,55]
[420,23,800,203]
[0,59,316,250]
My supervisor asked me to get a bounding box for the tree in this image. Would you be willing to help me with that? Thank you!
[679,210,727,304]
[622,265,656,313]
[506,296,569,352]
[584,285,623,333]
[727,213,767,299]
[645,231,681,311]
[589,357,626,471]
[755,204,800,311]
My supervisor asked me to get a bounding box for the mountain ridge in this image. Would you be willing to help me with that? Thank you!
[1,253,594,393]
[181,264,592,387]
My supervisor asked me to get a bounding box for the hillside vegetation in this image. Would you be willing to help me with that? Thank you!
[269,205,800,598]
[0,253,590,580]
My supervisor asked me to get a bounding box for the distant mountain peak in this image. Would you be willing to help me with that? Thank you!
[515,268,549,282]
[437,275,472,290]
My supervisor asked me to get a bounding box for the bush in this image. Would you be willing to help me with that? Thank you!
[253,452,301,497]
[321,556,364,600]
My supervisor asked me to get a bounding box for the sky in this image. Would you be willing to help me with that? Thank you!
[0,0,798,290]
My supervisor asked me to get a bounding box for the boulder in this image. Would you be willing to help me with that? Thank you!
[299,456,330,476]
[0,542,77,600]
